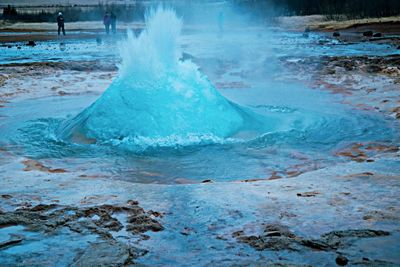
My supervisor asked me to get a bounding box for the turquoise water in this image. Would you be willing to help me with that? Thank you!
[0,8,398,184]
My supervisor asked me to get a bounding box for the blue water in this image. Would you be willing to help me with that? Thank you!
[0,8,399,184]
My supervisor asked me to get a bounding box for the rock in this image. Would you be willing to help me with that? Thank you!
[0,203,164,241]
[296,191,319,197]
[26,41,36,47]
[363,31,373,37]
[333,32,340,37]
[234,224,301,251]
[17,46,21,50]
[269,171,282,180]
[322,229,390,239]
[7,45,12,48]
[127,199,139,206]
[365,65,382,73]
[372,33,382,37]
[58,90,68,96]
[303,33,309,38]
[265,231,282,237]
[59,42,66,51]
[73,241,140,267]
[180,227,194,236]
[0,237,23,249]
[336,255,349,266]
[235,225,390,253]
[201,179,213,183]
[29,203,58,212]
[300,239,331,250]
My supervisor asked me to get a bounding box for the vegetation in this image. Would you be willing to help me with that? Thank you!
[234,0,400,19]
[1,4,145,22]
[1,0,400,23]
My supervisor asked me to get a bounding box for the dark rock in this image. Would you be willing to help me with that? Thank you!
[365,65,382,73]
[180,227,194,236]
[59,42,66,51]
[300,239,331,250]
[202,179,213,183]
[28,203,58,212]
[7,45,12,48]
[0,237,23,249]
[58,90,68,96]
[17,46,21,50]
[322,229,390,239]
[26,41,36,47]
[264,224,296,238]
[235,225,390,253]
[372,33,382,37]
[333,32,340,37]
[265,231,282,237]
[397,45,400,50]
[0,203,164,241]
[234,224,301,251]
[127,199,139,206]
[363,31,373,37]
[73,241,143,267]
[336,255,349,266]
[296,191,319,197]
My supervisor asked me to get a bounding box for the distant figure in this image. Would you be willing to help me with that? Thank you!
[103,12,111,34]
[57,12,66,36]
[110,12,117,34]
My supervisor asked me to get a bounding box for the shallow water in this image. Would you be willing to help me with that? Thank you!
[0,12,399,184]
[1,79,397,184]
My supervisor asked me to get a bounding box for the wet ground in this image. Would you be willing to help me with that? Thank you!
[0,19,399,266]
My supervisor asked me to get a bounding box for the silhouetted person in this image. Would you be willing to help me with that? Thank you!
[103,12,111,34]
[57,12,65,36]
[110,12,117,34]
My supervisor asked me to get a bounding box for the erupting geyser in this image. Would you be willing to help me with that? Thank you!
[58,7,257,146]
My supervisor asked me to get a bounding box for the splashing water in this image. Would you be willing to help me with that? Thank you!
[57,7,266,147]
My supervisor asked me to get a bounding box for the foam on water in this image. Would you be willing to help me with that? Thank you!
[57,7,268,147]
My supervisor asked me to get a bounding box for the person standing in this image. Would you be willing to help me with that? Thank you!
[103,12,111,34]
[110,12,117,34]
[57,12,66,36]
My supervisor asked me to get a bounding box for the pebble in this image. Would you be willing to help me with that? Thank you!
[336,255,349,266]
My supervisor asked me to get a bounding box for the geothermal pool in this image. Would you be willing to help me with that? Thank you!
[0,9,399,185]
[1,7,400,266]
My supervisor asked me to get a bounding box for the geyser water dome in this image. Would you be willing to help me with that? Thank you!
[58,7,264,146]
